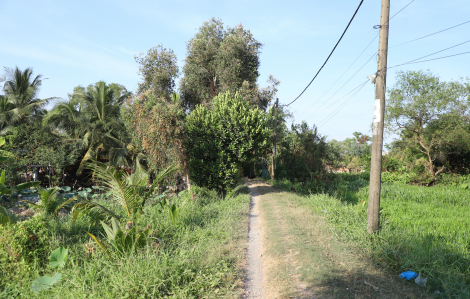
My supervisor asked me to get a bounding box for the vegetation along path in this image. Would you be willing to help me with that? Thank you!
[243,179,428,299]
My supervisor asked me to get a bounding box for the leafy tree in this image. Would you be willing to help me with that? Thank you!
[135,45,179,99]
[185,91,269,193]
[122,90,189,184]
[275,121,328,180]
[385,70,470,183]
[327,132,371,173]
[4,119,81,183]
[180,18,264,110]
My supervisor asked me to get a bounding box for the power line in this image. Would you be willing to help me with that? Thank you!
[390,20,470,49]
[317,80,369,128]
[388,38,470,70]
[296,0,415,116]
[314,79,371,120]
[393,51,470,66]
[389,0,414,21]
[296,37,377,119]
[304,52,376,120]
[283,0,364,107]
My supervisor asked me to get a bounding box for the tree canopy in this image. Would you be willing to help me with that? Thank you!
[385,70,470,183]
[180,18,266,111]
[185,91,269,192]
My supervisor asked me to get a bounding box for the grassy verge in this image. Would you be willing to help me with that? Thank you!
[0,184,250,298]
[263,176,470,298]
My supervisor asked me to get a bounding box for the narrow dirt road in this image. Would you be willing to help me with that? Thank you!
[243,180,429,299]
[242,180,265,298]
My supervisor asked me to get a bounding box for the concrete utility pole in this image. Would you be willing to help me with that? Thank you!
[368,0,390,233]
[271,98,279,179]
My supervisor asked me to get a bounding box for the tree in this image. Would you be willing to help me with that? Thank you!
[180,18,264,111]
[275,121,328,180]
[43,81,132,173]
[122,90,189,185]
[327,133,371,173]
[4,119,81,184]
[185,91,269,193]
[385,70,470,183]
[135,45,180,99]
[1,67,53,134]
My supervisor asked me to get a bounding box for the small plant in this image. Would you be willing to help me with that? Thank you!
[87,218,152,263]
[21,187,77,218]
[30,247,68,292]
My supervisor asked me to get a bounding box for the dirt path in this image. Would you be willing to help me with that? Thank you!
[243,180,429,299]
[242,180,265,298]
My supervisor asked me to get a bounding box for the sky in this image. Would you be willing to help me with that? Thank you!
[1,0,469,144]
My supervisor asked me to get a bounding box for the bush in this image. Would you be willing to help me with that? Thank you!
[0,215,53,290]
[185,91,269,193]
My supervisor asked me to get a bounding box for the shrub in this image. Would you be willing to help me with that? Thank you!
[185,91,269,193]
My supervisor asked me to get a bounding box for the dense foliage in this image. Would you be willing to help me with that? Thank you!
[385,70,470,183]
[134,45,179,99]
[4,121,80,183]
[186,91,269,192]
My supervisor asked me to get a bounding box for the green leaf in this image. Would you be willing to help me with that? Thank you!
[30,273,62,291]
[49,247,68,269]
[60,186,71,192]
[0,206,17,225]
[0,185,12,195]
[11,181,40,192]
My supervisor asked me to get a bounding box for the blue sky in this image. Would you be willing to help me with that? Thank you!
[1,0,469,144]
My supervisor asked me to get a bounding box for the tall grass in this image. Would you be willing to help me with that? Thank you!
[0,184,250,298]
[290,181,470,297]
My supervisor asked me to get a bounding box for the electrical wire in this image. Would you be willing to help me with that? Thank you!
[317,80,369,128]
[388,38,470,70]
[389,0,414,21]
[312,79,371,121]
[390,20,470,49]
[296,37,377,119]
[283,0,364,107]
[295,0,416,115]
[392,51,470,66]
[304,52,376,120]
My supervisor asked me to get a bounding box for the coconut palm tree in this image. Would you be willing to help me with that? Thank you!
[44,81,132,173]
[2,67,53,119]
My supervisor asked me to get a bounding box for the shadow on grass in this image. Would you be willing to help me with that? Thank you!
[300,269,429,299]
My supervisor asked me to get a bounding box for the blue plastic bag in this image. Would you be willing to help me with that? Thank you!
[400,271,418,280]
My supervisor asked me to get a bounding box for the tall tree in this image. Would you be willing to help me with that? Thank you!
[385,70,470,183]
[180,18,263,110]
[134,45,179,99]
[1,67,53,134]
[44,81,132,173]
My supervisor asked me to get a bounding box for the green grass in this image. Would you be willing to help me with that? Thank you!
[271,177,470,298]
[0,184,250,298]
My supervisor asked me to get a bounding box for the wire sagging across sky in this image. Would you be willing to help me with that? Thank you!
[283,0,365,107]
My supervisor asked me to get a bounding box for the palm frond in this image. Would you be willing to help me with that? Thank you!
[72,200,121,225]
[85,162,140,221]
